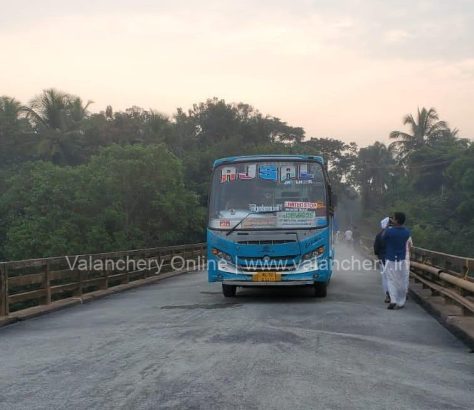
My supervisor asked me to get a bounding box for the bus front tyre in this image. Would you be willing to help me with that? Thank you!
[222,284,237,297]
[314,282,327,298]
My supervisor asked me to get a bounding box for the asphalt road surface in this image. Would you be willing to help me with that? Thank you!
[1,245,473,410]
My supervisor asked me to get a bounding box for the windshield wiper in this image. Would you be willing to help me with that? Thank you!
[225,210,278,236]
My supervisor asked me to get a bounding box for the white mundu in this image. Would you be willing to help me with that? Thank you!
[379,217,390,296]
[384,260,409,307]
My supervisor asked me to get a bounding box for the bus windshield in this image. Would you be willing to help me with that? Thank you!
[209,161,328,230]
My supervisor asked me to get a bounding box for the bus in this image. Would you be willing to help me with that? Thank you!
[207,155,335,297]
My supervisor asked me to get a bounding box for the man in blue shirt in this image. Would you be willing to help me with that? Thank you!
[382,212,411,310]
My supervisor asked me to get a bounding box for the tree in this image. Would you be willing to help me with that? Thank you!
[0,96,33,165]
[3,89,472,257]
[174,98,307,204]
[299,137,358,199]
[354,142,396,211]
[26,89,92,164]
[0,144,205,259]
[406,135,469,194]
[81,106,174,155]
[174,98,305,149]
[389,107,448,162]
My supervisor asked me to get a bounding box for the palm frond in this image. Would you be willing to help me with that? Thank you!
[426,121,448,135]
[402,114,416,127]
[389,131,413,141]
[23,107,48,128]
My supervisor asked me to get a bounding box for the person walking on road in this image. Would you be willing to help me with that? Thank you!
[344,228,353,245]
[374,217,390,303]
[382,212,410,310]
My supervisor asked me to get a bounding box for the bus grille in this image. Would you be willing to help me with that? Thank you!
[238,265,296,272]
[237,256,298,272]
[237,240,296,245]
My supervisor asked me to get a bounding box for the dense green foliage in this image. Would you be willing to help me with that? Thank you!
[357,108,473,256]
[0,145,203,259]
[0,89,472,259]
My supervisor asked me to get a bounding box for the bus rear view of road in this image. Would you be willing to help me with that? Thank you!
[207,155,335,297]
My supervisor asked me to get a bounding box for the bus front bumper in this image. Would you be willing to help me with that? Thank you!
[209,270,330,284]
[208,257,331,284]
[222,280,314,286]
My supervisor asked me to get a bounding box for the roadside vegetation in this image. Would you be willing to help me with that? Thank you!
[0,90,472,259]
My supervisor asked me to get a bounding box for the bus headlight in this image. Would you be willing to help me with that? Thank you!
[302,246,325,260]
[211,248,233,263]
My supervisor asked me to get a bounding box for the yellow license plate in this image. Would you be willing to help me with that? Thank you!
[252,272,281,282]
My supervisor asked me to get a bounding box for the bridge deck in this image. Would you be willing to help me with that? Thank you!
[1,245,473,409]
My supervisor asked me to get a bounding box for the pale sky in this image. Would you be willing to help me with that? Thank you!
[1,0,473,146]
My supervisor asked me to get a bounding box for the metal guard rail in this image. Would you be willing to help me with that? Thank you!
[410,261,474,315]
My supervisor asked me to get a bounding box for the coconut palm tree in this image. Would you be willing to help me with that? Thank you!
[26,89,92,164]
[69,97,93,124]
[0,96,25,119]
[389,107,448,161]
[27,89,92,129]
[0,96,35,163]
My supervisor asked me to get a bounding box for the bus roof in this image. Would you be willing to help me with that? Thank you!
[213,155,324,168]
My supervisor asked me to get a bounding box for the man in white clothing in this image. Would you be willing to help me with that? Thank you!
[374,217,390,303]
[344,229,353,244]
[382,212,411,310]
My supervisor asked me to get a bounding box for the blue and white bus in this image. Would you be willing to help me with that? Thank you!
[207,155,335,297]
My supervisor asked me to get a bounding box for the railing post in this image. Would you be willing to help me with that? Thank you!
[142,251,148,279]
[0,264,9,317]
[77,268,83,297]
[103,268,109,290]
[143,251,150,278]
[157,250,162,275]
[125,254,130,284]
[45,261,51,305]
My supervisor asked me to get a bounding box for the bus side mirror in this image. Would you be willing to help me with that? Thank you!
[332,193,338,208]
